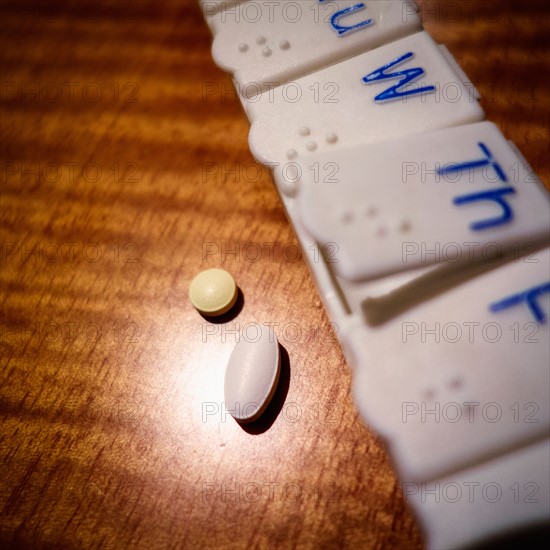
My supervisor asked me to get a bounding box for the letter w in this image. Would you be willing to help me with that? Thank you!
[362,52,436,102]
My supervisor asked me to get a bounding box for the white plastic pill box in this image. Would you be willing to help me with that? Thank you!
[199,1,550,547]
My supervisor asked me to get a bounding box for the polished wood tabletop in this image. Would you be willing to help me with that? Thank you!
[1,1,548,548]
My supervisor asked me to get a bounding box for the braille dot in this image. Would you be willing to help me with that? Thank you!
[399,220,412,233]
[423,389,435,400]
[189,268,238,316]
[340,211,353,224]
[449,377,463,391]
[306,141,317,152]
[325,132,338,144]
[262,47,272,57]
[280,178,299,197]
[279,39,290,50]
[256,35,266,45]
[298,126,310,137]
[286,149,297,160]
[366,206,378,218]
[376,226,387,238]
[238,43,249,52]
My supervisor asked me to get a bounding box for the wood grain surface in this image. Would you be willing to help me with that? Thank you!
[1,1,548,548]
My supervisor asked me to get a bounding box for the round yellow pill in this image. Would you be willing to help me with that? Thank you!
[189,268,238,316]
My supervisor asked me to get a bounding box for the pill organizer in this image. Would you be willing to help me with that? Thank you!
[208,0,421,96]
[248,31,483,164]
[200,1,550,547]
[289,122,549,281]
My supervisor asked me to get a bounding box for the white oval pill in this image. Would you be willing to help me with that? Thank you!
[224,326,280,423]
[189,268,237,316]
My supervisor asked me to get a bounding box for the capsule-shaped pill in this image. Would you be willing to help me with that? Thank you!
[224,326,280,423]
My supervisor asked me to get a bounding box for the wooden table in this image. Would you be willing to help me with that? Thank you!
[1,1,548,548]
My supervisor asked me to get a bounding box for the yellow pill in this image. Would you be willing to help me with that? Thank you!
[189,268,238,316]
